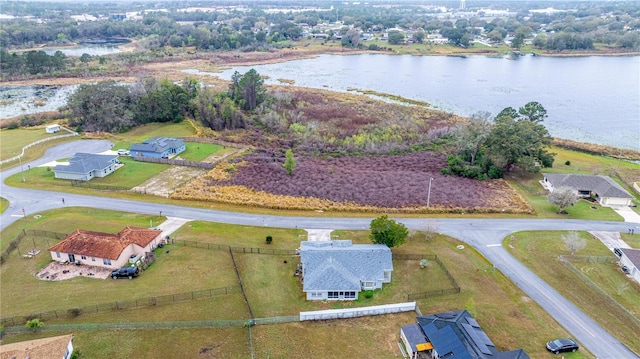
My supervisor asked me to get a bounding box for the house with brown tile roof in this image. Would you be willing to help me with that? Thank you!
[0,334,74,359]
[48,227,162,269]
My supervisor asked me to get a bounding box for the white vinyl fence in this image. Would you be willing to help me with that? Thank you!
[300,302,416,321]
[0,126,78,165]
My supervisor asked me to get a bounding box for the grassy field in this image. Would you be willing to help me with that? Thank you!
[0,127,64,160]
[180,142,224,161]
[505,230,640,353]
[4,157,169,191]
[1,212,593,358]
[0,197,8,213]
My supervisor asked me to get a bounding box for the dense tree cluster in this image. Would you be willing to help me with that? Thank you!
[66,78,196,132]
[443,102,554,179]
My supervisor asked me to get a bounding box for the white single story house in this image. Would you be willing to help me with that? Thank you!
[619,248,640,284]
[48,227,162,269]
[0,334,74,359]
[299,240,393,301]
[53,153,120,181]
[130,137,186,159]
[542,173,634,206]
[45,124,60,133]
[400,310,530,359]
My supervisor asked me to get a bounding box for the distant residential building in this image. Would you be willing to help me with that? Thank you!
[53,153,119,181]
[130,137,186,159]
[299,240,393,301]
[542,173,634,206]
[400,310,529,359]
[0,334,74,359]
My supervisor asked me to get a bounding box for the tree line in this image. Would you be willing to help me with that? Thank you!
[1,1,638,51]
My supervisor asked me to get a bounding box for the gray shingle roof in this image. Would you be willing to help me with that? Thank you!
[300,240,392,292]
[130,137,185,154]
[401,323,427,352]
[53,153,117,175]
[543,173,633,199]
[620,248,640,269]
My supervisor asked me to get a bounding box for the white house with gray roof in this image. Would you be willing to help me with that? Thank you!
[542,173,634,206]
[53,153,120,181]
[130,137,185,159]
[618,248,640,284]
[299,240,393,301]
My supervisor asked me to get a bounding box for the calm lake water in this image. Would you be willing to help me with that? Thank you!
[43,45,122,56]
[212,54,640,151]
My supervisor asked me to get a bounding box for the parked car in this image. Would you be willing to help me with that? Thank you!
[116,149,130,156]
[614,247,623,257]
[111,266,139,280]
[546,338,579,354]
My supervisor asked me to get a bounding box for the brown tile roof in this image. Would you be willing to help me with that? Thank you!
[0,334,73,359]
[48,227,161,260]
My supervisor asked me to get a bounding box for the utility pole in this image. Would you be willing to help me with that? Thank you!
[427,177,434,207]
[18,156,25,182]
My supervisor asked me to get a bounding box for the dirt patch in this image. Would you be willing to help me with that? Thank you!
[37,262,112,281]
[132,166,206,197]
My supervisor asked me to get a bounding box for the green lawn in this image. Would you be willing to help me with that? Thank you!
[0,127,63,160]
[0,197,9,213]
[180,142,224,161]
[4,157,169,190]
[505,230,640,353]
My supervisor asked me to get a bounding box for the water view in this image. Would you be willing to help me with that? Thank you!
[212,54,640,151]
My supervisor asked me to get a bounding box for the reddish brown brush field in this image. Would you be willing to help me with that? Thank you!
[197,151,532,213]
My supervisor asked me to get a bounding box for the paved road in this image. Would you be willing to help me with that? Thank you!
[0,140,637,358]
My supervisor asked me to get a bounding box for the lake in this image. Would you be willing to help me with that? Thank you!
[211,54,640,151]
[2,53,638,151]
[43,45,122,56]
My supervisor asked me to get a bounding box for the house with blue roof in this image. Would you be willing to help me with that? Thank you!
[129,137,185,159]
[299,240,393,301]
[400,310,529,359]
[53,153,120,181]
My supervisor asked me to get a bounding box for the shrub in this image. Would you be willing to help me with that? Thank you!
[6,121,19,129]
[363,290,374,299]
[265,235,273,244]
[565,160,571,166]
[67,308,81,318]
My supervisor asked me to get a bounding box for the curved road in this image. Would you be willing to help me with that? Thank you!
[1,140,637,358]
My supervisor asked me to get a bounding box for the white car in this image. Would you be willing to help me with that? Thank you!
[116,149,130,156]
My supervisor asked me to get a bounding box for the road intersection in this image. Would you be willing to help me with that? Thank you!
[1,140,638,358]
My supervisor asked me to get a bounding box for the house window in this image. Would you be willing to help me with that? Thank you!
[344,292,356,299]
[103,258,111,265]
[363,281,375,289]
[310,292,323,298]
[91,257,96,261]
[328,291,339,299]
[56,252,61,258]
[81,255,87,260]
